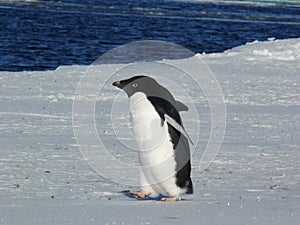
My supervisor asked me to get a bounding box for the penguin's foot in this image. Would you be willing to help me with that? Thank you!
[124,190,150,199]
[159,196,178,202]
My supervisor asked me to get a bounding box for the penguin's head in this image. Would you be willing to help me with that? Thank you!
[113,75,189,112]
[112,75,158,97]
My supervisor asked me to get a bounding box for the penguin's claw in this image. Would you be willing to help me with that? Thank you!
[123,190,149,199]
[158,196,178,202]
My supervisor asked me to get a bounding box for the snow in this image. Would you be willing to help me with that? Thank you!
[0,38,299,224]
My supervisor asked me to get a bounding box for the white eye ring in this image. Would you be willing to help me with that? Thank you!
[132,83,138,87]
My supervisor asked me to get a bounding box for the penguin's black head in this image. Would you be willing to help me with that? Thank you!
[113,75,189,112]
[112,75,158,97]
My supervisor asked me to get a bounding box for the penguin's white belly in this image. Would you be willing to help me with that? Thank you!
[129,92,183,197]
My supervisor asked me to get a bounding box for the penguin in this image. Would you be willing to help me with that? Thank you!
[112,75,193,201]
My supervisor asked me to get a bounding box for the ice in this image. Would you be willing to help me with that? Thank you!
[0,38,299,224]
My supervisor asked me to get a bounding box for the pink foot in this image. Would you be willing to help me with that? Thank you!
[125,190,149,199]
[159,196,178,202]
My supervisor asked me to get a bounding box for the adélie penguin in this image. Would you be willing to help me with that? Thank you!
[112,75,193,201]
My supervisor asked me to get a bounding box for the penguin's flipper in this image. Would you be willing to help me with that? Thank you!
[164,114,194,146]
[175,100,188,112]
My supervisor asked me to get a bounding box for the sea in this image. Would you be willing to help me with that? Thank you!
[0,0,299,71]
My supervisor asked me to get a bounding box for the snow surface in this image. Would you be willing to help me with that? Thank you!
[0,38,299,225]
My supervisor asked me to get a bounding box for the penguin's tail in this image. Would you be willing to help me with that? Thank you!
[185,179,193,194]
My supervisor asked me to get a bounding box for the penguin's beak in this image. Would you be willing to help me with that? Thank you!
[112,81,121,88]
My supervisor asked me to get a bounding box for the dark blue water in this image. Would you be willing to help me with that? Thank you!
[1,0,299,71]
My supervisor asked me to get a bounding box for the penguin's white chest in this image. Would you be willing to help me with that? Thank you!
[129,92,179,196]
[129,92,174,162]
[129,92,163,144]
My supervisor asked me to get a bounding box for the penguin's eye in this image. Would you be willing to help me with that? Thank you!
[132,83,138,88]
